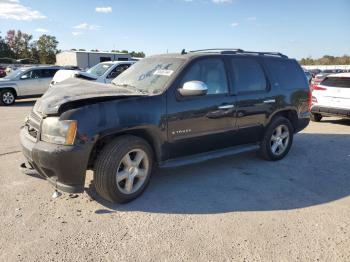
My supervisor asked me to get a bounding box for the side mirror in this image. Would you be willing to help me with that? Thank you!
[178,81,208,97]
[20,75,29,80]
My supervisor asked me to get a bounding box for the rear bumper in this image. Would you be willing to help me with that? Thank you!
[295,117,310,133]
[20,127,92,193]
[311,106,350,118]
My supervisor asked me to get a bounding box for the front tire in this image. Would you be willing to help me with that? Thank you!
[310,113,322,122]
[94,135,154,203]
[259,116,294,161]
[0,89,16,106]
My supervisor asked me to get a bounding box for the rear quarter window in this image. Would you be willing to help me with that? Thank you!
[264,59,308,90]
[41,69,59,78]
[321,77,350,88]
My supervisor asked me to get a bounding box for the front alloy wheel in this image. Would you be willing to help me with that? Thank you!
[1,90,15,105]
[116,149,150,195]
[94,135,154,203]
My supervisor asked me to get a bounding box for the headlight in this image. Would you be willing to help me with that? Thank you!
[41,117,77,145]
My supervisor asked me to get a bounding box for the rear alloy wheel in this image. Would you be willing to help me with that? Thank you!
[94,135,154,203]
[270,124,290,156]
[260,116,294,161]
[0,89,15,106]
[311,113,322,122]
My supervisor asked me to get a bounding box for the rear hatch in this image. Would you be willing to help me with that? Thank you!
[314,75,350,109]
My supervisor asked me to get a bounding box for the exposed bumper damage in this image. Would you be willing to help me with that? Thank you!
[20,127,93,193]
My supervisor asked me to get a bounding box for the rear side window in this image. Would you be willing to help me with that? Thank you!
[264,59,307,90]
[321,77,350,88]
[107,64,131,79]
[230,58,267,93]
[41,69,58,78]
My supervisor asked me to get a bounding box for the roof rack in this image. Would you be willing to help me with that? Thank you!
[189,48,244,53]
[187,48,288,58]
[237,51,288,58]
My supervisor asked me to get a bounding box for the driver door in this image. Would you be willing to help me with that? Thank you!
[166,57,237,159]
[18,69,43,96]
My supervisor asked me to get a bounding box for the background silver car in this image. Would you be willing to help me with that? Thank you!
[0,66,60,105]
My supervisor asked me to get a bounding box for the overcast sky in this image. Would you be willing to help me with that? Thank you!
[0,0,349,59]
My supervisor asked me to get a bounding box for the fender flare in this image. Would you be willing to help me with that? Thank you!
[88,126,165,168]
[266,107,298,128]
[0,85,19,97]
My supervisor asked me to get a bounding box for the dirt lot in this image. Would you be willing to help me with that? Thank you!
[0,99,349,262]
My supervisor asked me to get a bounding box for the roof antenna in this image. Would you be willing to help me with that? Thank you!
[181,49,186,55]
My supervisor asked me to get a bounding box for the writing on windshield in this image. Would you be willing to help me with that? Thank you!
[112,57,184,95]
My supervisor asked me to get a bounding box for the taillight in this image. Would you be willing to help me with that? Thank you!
[308,88,312,111]
[311,84,327,91]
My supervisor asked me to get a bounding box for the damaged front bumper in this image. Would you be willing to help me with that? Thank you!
[20,127,92,193]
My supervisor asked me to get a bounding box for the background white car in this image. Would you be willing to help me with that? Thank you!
[310,73,350,121]
[50,61,135,87]
[0,66,60,105]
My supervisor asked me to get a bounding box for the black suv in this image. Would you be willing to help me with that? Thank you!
[20,49,310,203]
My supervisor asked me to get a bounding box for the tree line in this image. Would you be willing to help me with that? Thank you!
[0,30,59,64]
[3,29,346,65]
[299,55,350,65]
[0,29,146,65]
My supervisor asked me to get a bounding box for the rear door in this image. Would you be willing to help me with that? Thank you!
[317,76,350,109]
[228,56,276,143]
[17,69,43,96]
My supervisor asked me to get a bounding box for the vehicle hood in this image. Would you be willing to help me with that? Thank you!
[75,71,98,80]
[52,69,79,84]
[52,70,98,85]
[34,78,144,115]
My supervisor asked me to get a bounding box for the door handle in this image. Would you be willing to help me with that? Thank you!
[218,104,235,109]
[263,99,276,103]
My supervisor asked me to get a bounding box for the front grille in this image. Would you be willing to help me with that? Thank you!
[26,110,43,141]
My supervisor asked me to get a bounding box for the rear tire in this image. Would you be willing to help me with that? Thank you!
[94,135,154,203]
[259,116,294,161]
[310,113,322,122]
[0,89,16,106]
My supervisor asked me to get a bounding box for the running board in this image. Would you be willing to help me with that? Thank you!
[159,144,260,168]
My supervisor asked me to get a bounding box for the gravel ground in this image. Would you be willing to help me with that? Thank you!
[0,99,349,262]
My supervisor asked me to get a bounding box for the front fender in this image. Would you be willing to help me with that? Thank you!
[0,84,19,96]
[58,95,167,161]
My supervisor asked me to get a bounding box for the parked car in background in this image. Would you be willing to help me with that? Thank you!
[308,69,322,77]
[311,69,338,86]
[310,73,350,121]
[16,58,38,64]
[50,61,135,87]
[0,66,60,105]
[20,49,310,203]
[0,66,6,78]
